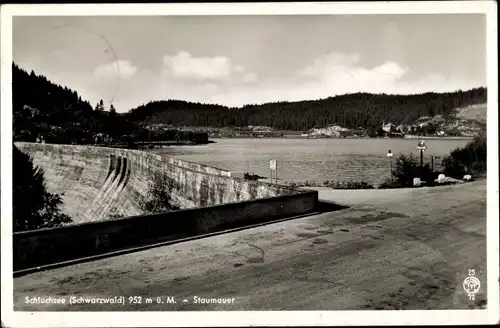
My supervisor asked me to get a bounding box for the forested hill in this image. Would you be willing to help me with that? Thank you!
[12,64,206,145]
[127,88,487,131]
[13,63,95,119]
[13,63,138,143]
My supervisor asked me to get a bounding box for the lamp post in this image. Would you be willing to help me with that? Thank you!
[387,149,394,184]
[417,139,427,176]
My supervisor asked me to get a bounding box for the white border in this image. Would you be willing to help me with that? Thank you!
[1,2,498,327]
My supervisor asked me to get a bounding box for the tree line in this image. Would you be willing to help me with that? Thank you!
[128,88,487,131]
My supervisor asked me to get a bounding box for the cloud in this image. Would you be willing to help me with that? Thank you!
[93,60,138,79]
[296,52,362,78]
[161,51,259,85]
[293,52,410,94]
[162,51,232,81]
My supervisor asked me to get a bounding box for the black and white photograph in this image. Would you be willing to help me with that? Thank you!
[1,2,498,327]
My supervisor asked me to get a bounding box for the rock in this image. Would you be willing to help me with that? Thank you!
[444,176,463,184]
[434,175,463,184]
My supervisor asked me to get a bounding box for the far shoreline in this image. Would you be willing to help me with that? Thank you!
[208,135,475,141]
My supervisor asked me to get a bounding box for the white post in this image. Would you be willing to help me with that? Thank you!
[387,150,394,184]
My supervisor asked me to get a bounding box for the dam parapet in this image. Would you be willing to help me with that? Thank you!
[14,142,306,224]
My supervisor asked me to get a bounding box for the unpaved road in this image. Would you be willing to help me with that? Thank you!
[14,180,487,311]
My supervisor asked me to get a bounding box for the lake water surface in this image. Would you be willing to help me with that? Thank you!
[154,138,471,186]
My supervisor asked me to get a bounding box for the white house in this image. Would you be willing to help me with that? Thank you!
[382,122,395,133]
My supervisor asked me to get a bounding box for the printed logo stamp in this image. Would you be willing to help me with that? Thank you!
[463,269,481,300]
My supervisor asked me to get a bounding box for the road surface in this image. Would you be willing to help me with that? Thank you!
[14,180,487,311]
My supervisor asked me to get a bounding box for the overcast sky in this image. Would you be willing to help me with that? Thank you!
[13,14,486,113]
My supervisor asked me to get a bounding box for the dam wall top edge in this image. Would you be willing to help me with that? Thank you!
[14,142,230,175]
[13,142,303,193]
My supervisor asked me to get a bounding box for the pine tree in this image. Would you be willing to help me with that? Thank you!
[13,146,72,232]
[95,99,105,112]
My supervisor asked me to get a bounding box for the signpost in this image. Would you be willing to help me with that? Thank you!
[431,156,440,173]
[417,139,427,174]
[387,150,394,184]
[269,159,277,184]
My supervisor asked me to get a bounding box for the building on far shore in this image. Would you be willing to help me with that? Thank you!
[382,122,395,133]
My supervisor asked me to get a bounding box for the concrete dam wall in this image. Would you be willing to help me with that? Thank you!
[14,142,301,224]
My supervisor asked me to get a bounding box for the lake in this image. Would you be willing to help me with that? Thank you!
[152,138,471,186]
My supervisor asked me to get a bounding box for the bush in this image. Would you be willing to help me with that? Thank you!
[141,173,180,214]
[443,134,486,178]
[323,180,374,189]
[391,153,431,187]
[471,161,486,174]
[108,205,125,220]
[380,153,436,188]
[13,145,72,232]
[378,178,405,189]
[441,156,464,178]
[288,179,374,189]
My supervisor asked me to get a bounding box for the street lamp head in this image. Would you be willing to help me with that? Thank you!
[417,139,427,151]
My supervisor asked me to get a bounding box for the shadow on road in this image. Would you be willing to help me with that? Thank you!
[317,200,349,213]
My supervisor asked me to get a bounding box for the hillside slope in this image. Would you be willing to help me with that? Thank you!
[412,103,487,137]
[454,103,487,123]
